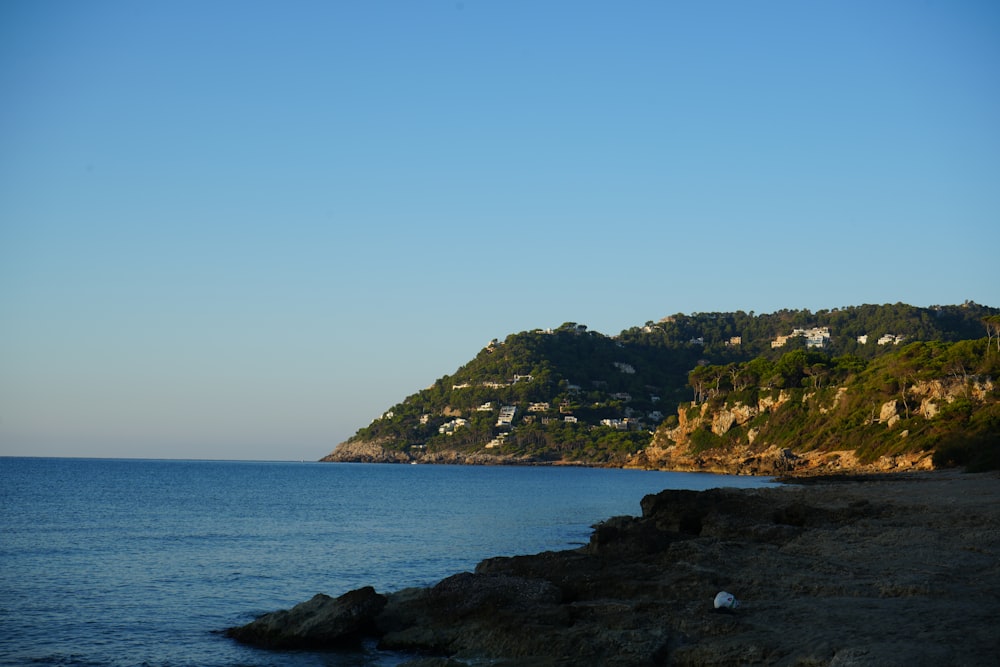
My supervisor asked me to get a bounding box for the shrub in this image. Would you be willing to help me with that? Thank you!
[689,427,726,454]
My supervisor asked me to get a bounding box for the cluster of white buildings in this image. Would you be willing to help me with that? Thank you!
[771,327,831,349]
[857,333,907,345]
[438,418,468,435]
[453,375,534,391]
[768,327,908,349]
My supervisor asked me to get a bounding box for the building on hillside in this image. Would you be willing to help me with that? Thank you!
[438,418,468,435]
[771,327,831,349]
[485,432,510,449]
[600,418,628,431]
[496,405,517,427]
[878,334,906,345]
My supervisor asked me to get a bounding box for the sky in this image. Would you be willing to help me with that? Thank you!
[2,1,998,461]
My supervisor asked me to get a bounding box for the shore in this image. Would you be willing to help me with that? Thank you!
[228,469,1000,666]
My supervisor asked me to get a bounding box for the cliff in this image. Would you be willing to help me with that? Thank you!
[627,376,995,476]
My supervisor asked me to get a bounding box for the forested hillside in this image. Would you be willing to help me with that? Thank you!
[324,303,1000,472]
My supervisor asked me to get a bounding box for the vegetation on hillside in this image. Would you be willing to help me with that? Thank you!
[342,303,999,469]
[682,338,1000,471]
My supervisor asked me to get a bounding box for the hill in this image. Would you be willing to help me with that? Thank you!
[322,303,1000,473]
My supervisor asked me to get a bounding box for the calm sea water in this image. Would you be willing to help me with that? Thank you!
[0,458,773,666]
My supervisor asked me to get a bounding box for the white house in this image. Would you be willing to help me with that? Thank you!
[438,418,468,435]
[772,326,831,349]
[485,432,510,449]
[482,381,508,389]
[878,334,906,345]
[496,405,517,427]
[600,418,628,431]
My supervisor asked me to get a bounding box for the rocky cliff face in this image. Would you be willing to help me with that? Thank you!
[629,376,994,476]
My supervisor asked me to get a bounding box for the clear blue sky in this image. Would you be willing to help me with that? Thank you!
[2,1,998,460]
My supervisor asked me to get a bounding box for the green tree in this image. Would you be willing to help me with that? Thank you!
[984,315,1000,354]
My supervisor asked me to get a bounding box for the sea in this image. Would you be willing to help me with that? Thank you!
[0,457,774,666]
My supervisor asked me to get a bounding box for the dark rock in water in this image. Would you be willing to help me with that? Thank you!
[224,473,1000,666]
[225,586,386,649]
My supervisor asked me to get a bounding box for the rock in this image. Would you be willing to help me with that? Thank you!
[225,586,387,649]
[711,409,736,435]
[227,472,1000,666]
[377,572,569,657]
[878,400,899,425]
[321,437,413,463]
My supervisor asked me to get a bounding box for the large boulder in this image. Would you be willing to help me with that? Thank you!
[226,586,386,649]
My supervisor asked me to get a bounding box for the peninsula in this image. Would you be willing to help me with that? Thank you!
[324,304,1000,475]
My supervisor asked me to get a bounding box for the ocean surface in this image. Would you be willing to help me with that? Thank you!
[0,458,774,666]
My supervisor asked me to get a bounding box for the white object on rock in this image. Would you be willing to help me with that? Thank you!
[713,591,740,609]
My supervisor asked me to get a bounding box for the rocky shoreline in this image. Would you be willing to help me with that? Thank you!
[321,438,938,477]
[226,470,1000,666]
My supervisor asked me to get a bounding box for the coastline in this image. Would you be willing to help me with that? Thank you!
[320,437,940,477]
[229,469,1000,665]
